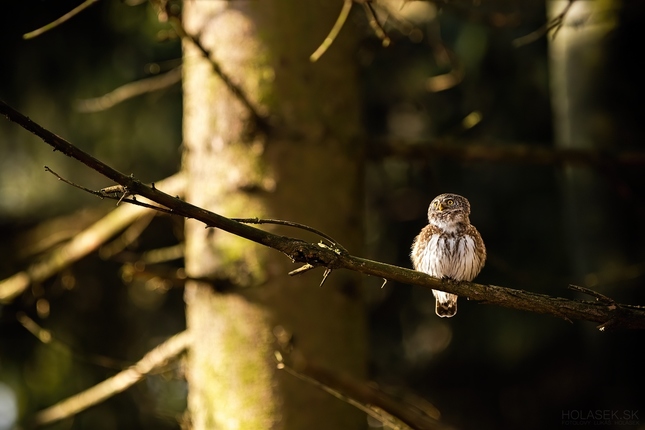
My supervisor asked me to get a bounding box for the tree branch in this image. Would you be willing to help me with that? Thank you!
[513,0,576,47]
[2,99,645,330]
[361,0,391,47]
[0,171,185,303]
[310,0,353,62]
[23,0,99,40]
[371,138,645,167]
[277,350,447,430]
[32,330,191,427]
[76,66,182,113]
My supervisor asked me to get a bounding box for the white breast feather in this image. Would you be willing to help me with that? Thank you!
[418,233,480,281]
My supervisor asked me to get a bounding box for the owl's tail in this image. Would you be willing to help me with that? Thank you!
[433,291,458,317]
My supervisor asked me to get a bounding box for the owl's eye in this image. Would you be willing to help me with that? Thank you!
[446,199,454,206]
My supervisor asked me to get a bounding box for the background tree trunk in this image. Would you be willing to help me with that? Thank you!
[548,0,621,284]
[182,1,366,429]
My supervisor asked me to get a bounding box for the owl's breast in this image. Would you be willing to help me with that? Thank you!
[416,233,483,281]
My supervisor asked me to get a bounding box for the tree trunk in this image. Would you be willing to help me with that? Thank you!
[549,0,620,283]
[182,1,366,429]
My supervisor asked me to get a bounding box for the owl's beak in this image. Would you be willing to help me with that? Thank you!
[437,203,444,211]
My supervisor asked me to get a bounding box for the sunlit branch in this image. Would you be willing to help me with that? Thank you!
[310,0,353,62]
[76,66,182,112]
[276,350,446,430]
[362,1,391,47]
[98,211,156,259]
[18,313,131,370]
[0,170,185,302]
[2,99,645,330]
[513,0,576,47]
[33,330,191,427]
[23,0,100,40]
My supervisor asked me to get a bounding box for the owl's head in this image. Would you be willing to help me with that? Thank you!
[427,193,471,228]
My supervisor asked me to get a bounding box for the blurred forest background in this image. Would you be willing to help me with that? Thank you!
[1,0,645,429]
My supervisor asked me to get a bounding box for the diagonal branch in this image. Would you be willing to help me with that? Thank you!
[0,172,185,302]
[23,0,100,40]
[513,0,576,47]
[276,350,447,430]
[310,0,354,62]
[33,330,191,426]
[361,1,391,47]
[76,66,182,112]
[2,99,645,330]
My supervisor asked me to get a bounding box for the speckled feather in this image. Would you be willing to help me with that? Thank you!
[411,194,486,317]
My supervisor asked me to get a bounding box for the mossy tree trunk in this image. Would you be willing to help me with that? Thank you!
[182,1,366,429]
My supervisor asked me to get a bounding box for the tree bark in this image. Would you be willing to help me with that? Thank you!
[548,0,620,283]
[181,1,366,429]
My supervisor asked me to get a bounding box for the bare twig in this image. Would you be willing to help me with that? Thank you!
[3,99,645,330]
[288,264,315,276]
[276,350,447,430]
[232,217,348,254]
[362,1,391,47]
[319,268,332,287]
[76,66,182,112]
[513,0,576,47]
[23,0,100,40]
[18,313,131,370]
[45,166,175,212]
[568,284,615,305]
[279,364,413,430]
[98,212,156,259]
[310,0,353,62]
[33,330,191,426]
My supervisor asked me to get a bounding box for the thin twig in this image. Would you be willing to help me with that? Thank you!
[45,166,102,196]
[568,284,615,306]
[33,330,191,426]
[18,313,131,370]
[45,166,175,214]
[362,1,391,47]
[99,212,157,259]
[232,217,348,254]
[279,363,411,430]
[288,264,315,276]
[513,0,576,47]
[76,66,182,113]
[310,0,353,62]
[275,351,446,430]
[23,0,100,39]
[319,268,332,287]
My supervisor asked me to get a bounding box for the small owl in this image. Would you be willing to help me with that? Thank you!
[411,193,486,317]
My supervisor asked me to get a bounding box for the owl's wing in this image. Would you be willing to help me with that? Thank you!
[465,224,487,265]
[410,224,442,270]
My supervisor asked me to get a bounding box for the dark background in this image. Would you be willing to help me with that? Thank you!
[1,1,644,429]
